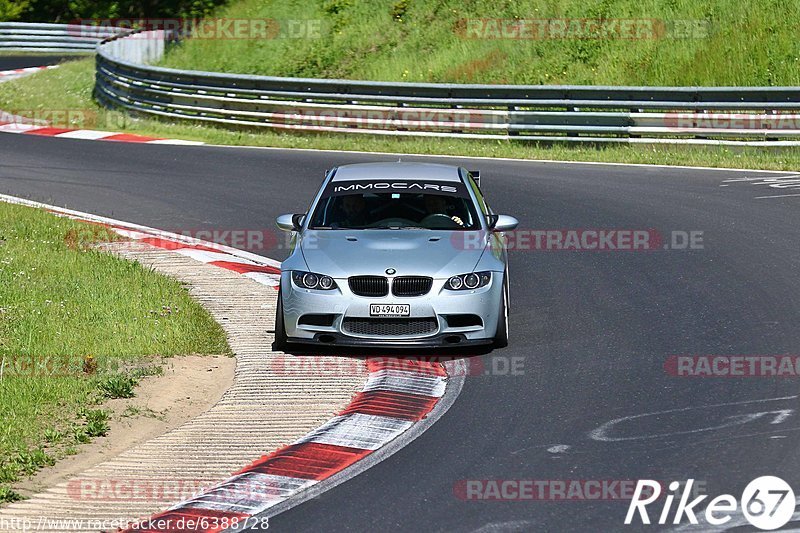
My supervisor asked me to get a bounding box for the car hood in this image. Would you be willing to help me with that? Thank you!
[299,229,488,279]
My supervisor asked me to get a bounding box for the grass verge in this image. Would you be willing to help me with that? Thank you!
[159,0,800,87]
[1,58,800,170]
[0,201,230,502]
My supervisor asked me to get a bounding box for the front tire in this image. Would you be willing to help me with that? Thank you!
[274,287,288,351]
[493,274,509,348]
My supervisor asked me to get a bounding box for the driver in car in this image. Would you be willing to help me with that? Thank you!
[423,195,464,226]
[340,194,368,227]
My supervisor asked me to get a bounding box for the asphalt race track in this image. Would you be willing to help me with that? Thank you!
[1,133,799,531]
[0,55,75,70]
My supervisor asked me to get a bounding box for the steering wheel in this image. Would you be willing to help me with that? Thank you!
[367,217,418,228]
[420,213,461,229]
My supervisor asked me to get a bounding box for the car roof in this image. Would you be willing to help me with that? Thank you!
[330,162,463,183]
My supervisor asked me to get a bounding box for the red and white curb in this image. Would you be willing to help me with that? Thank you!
[0,64,58,82]
[0,107,204,145]
[124,358,450,532]
[0,120,204,145]
[0,193,466,532]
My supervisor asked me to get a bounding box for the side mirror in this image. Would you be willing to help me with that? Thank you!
[489,214,519,232]
[276,213,305,232]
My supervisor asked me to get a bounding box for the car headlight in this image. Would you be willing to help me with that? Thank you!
[445,271,491,291]
[292,271,337,290]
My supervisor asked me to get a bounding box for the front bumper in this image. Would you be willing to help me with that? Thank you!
[280,271,503,348]
[288,332,493,348]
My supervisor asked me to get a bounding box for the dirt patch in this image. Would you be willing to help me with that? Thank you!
[11,354,235,498]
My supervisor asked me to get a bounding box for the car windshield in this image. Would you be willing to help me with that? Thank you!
[308,191,481,230]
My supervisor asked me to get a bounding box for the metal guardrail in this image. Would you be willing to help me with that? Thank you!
[91,30,800,145]
[0,22,122,53]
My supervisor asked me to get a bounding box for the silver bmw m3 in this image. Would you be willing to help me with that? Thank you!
[274,162,518,349]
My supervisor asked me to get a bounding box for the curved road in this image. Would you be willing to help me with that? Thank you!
[1,134,799,531]
[0,54,76,70]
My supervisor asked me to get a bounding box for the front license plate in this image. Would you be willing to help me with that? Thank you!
[370,304,410,317]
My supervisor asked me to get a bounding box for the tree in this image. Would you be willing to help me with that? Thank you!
[17,0,227,22]
[0,0,30,21]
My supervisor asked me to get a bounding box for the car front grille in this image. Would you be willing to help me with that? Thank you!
[348,276,389,297]
[391,276,433,297]
[342,317,438,337]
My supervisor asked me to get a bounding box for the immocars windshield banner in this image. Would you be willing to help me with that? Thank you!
[323,180,469,198]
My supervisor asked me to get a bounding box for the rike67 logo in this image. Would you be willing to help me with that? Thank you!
[625,476,795,530]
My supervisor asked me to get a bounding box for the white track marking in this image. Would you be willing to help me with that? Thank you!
[590,396,798,442]
[722,174,800,183]
[756,193,800,199]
